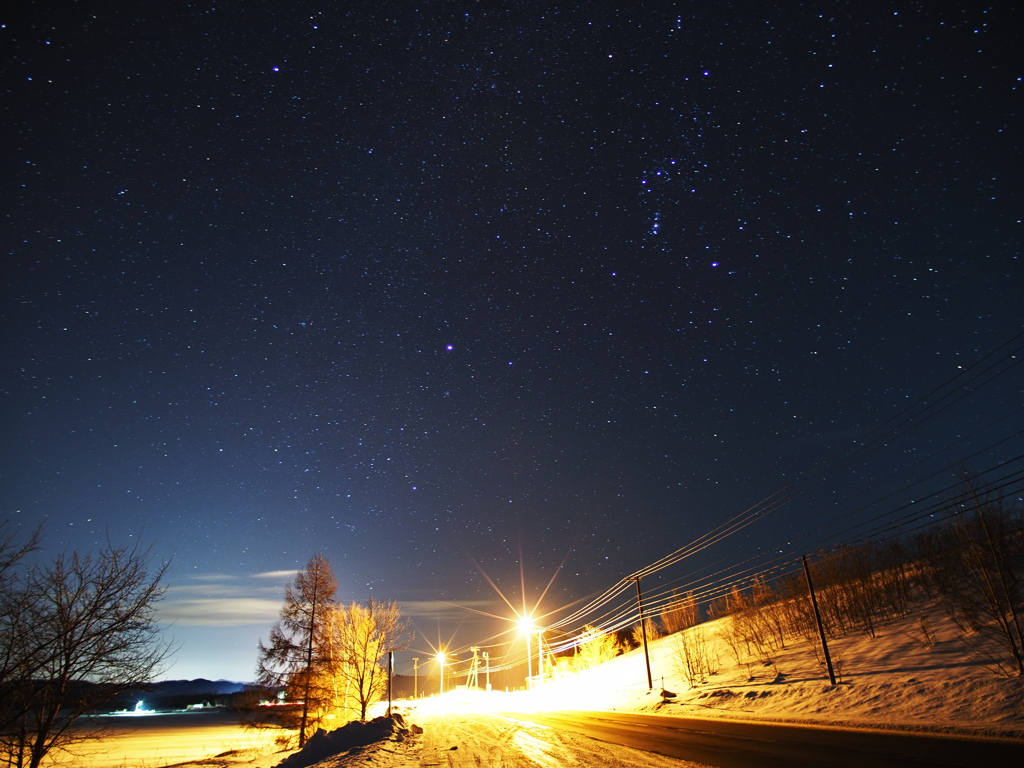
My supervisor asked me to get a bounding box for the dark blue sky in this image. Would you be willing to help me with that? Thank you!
[3,1,1021,682]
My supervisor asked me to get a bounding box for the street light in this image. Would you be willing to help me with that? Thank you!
[436,651,446,695]
[518,615,534,688]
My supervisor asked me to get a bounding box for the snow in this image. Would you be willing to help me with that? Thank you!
[164,605,1024,767]
[611,609,1023,737]
[272,716,410,768]
[246,710,708,768]
[517,604,1024,738]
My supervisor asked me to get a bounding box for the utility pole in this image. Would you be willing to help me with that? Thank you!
[387,651,394,717]
[483,651,491,691]
[525,630,532,689]
[468,647,480,689]
[536,629,544,684]
[634,576,653,690]
[412,658,419,699]
[803,555,837,685]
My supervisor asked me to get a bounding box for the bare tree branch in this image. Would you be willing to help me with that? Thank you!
[1,539,171,768]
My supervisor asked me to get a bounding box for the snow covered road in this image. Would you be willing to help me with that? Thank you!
[416,711,709,768]
[411,711,1024,768]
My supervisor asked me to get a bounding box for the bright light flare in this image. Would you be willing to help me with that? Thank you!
[517,614,535,635]
[398,674,603,718]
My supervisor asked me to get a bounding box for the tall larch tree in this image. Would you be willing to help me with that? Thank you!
[257,553,337,747]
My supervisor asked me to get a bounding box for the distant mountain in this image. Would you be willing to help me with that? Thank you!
[147,678,248,697]
[110,678,250,712]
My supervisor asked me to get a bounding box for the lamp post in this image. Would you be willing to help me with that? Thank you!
[518,616,534,688]
[436,651,446,695]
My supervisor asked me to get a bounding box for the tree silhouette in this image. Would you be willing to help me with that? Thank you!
[0,535,170,768]
[257,553,337,746]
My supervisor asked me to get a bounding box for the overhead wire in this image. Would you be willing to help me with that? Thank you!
[442,332,1022,665]
[532,330,1023,649]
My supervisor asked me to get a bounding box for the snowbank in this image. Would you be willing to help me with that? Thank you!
[274,715,414,768]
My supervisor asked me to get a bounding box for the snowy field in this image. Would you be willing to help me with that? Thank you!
[107,606,1022,767]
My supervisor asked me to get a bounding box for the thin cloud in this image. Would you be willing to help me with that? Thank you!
[253,570,299,580]
[398,599,496,621]
[159,597,280,627]
[180,573,240,583]
[166,577,282,599]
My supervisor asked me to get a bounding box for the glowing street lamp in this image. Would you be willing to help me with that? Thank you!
[518,615,534,688]
[436,651,446,695]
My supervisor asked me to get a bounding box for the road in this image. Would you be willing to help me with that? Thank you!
[416,711,708,768]
[500,711,1024,768]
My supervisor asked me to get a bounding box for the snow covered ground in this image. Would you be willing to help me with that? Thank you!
[528,604,1024,738]
[163,606,1024,767]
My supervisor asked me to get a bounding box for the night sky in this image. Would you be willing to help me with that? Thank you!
[3,1,1021,683]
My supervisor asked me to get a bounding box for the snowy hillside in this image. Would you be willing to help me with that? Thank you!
[509,601,1024,738]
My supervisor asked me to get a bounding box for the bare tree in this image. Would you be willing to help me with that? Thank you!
[660,591,715,686]
[0,524,41,585]
[631,617,661,649]
[574,625,622,671]
[0,524,44,739]
[333,599,411,721]
[672,623,716,687]
[660,590,700,636]
[1,540,170,768]
[257,553,337,747]
[752,575,788,650]
[926,482,1024,676]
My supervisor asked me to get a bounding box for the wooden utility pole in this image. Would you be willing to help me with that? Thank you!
[634,577,654,690]
[387,651,394,717]
[525,629,532,688]
[468,646,480,689]
[412,657,419,698]
[536,630,544,684]
[803,555,837,685]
